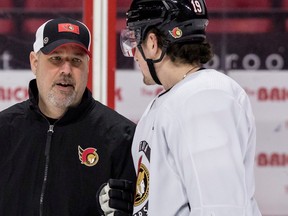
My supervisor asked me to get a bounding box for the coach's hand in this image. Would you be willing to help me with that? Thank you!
[96,179,134,216]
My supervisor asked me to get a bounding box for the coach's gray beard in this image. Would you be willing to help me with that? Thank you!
[48,90,76,109]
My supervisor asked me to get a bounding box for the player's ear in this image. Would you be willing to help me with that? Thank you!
[30,51,38,75]
[146,32,160,60]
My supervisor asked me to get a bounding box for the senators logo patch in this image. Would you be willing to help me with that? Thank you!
[58,23,80,34]
[169,27,183,39]
[134,163,149,206]
[78,146,99,167]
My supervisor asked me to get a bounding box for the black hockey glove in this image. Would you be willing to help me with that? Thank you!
[96,179,134,216]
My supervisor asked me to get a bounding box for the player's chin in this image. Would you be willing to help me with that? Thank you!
[143,78,157,86]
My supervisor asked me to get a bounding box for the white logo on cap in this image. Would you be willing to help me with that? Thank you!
[68,25,74,31]
[43,37,49,45]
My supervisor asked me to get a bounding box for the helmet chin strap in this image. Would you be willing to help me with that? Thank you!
[137,44,168,85]
[146,59,162,85]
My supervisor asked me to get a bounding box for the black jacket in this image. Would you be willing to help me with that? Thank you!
[0,79,136,216]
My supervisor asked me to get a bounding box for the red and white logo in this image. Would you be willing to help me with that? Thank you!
[78,146,99,167]
[169,27,183,39]
[58,23,80,34]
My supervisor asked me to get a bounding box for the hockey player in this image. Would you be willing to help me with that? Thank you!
[97,0,262,215]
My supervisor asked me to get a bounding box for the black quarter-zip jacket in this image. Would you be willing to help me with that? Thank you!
[0,79,136,216]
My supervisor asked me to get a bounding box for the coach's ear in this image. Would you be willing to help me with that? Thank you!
[29,51,38,75]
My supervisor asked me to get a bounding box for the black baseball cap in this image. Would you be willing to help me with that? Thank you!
[33,17,91,56]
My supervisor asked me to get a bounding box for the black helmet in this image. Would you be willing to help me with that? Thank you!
[126,0,209,45]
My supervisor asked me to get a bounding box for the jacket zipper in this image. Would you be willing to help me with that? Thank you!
[39,124,54,216]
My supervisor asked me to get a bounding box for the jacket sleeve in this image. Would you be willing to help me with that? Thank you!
[110,121,137,183]
[0,113,10,164]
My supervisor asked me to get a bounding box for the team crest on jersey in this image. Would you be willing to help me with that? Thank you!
[78,146,99,167]
[134,163,149,206]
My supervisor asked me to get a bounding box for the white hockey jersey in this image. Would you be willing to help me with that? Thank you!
[132,69,262,216]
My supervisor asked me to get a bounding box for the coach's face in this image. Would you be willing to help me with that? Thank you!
[29,45,89,118]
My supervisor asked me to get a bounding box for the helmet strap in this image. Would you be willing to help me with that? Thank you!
[137,43,169,85]
[146,59,162,85]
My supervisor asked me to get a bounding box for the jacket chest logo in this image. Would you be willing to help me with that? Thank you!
[78,146,99,167]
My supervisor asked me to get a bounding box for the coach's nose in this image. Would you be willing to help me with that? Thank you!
[60,59,73,75]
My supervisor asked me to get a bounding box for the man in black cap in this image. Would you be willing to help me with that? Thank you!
[0,17,136,216]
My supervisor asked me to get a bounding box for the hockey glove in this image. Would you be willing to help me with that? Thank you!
[97,179,134,216]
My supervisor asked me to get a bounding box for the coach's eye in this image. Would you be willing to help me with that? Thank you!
[50,56,63,64]
[72,57,81,63]
[71,57,82,66]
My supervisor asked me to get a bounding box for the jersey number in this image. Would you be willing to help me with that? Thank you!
[191,0,203,13]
